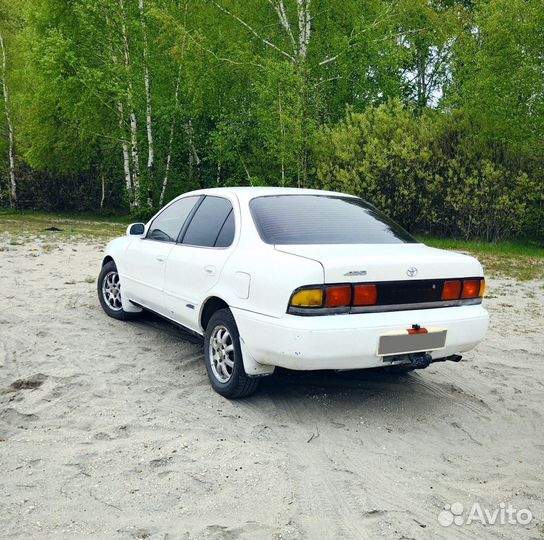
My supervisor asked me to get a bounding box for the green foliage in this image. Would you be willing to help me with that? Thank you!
[0,0,542,243]
[450,0,544,160]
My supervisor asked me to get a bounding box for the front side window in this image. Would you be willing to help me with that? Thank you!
[250,195,417,245]
[182,196,234,247]
[147,196,200,242]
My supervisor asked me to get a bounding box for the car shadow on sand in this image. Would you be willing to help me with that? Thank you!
[131,310,471,416]
[260,366,430,402]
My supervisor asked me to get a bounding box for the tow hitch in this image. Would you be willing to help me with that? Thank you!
[410,353,433,369]
[385,353,463,370]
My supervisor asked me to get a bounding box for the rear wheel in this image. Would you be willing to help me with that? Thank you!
[97,261,135,321]
[204,309,259,398]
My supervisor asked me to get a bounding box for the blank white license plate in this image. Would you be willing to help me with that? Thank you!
[378,329,447,356]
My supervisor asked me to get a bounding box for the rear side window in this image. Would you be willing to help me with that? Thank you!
[147,196,200,242]
[215,210,235,248]
[182,196,234,247]
[250,195,417,245]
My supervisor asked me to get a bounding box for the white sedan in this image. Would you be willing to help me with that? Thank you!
[98,187,489,398]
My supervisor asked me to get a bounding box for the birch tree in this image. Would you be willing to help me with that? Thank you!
[139,0,155,185]
[160,69,180,206]
[0,25,16,205]
[207,0,314,185]
[106,11,133,204]
[120,0,142,208]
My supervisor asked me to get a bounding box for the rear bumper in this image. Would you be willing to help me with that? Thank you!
[232,305,489,371]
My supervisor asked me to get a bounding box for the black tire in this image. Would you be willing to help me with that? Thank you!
[97,260,135,321]
[204,308,259,399]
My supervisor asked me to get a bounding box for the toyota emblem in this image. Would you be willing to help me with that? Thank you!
[406,267,418,277]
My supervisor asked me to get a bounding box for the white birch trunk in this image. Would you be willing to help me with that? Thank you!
[107,12,133,203]
[0,27,16,206]
[296,0,311,61]
[160,71,181,207]
[186,119,202,186]
[138,0,154,183]
[278,85,286,186]
[118,100,132,194]
[129,110,141,192]
[100,174,106,210]
[187,120,201,169]
[120,0,141,208]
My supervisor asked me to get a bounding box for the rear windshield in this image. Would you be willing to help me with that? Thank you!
[249,195,417,245]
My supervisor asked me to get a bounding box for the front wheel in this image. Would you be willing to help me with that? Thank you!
[204,309,259,399]
[97,261,135,321]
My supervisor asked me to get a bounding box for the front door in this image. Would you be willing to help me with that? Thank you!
[122,195,201,313]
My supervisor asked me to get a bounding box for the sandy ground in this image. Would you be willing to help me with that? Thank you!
[0,237,543,540]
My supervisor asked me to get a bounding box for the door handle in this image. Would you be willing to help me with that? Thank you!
[156,256,165,263]
[204,265,216,275]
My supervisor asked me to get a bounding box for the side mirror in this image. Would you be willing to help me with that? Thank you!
[127,223,145,236]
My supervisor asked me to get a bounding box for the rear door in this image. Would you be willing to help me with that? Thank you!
[163,196,236,331]
[122,195,201,312]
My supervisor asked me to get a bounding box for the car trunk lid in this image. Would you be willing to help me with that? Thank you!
[274,243,483,284]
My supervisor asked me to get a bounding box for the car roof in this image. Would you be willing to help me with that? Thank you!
[176,186,355,203]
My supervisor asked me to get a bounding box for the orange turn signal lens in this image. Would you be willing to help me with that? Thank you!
[461,279,481,299]
[353,284,377,306]
[325,285,352,307]
[479,278,486,297]
[290,288,323,307]
[442,280,462,300]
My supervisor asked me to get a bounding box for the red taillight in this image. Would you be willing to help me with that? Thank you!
[288,277,484,315]
[442,280,462,300]
[462,279,481,299]
[353,284,377,306]
[325,285,351,307]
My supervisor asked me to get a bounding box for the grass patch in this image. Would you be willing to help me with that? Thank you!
[419,237,544,258]
[420,237,544,280]
[0,209,127,241]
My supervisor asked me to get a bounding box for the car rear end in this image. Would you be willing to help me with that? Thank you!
[235,301,488,371]
[233,192,489,372]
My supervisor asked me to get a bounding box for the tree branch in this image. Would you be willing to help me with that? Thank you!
[208,0,296,62]
[161,10,265,69]
[317,1,396,67]
[267,0,297,54]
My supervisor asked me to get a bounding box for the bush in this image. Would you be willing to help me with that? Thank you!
[314,100,542,242]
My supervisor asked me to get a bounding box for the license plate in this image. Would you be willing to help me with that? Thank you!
[378,329,447,356]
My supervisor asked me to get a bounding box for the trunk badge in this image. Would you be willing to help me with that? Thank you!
[406,267,418,277]
[344,270,367,276]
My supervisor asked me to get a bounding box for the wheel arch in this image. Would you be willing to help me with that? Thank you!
[102,255,114,267]
[200,296,230,332]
